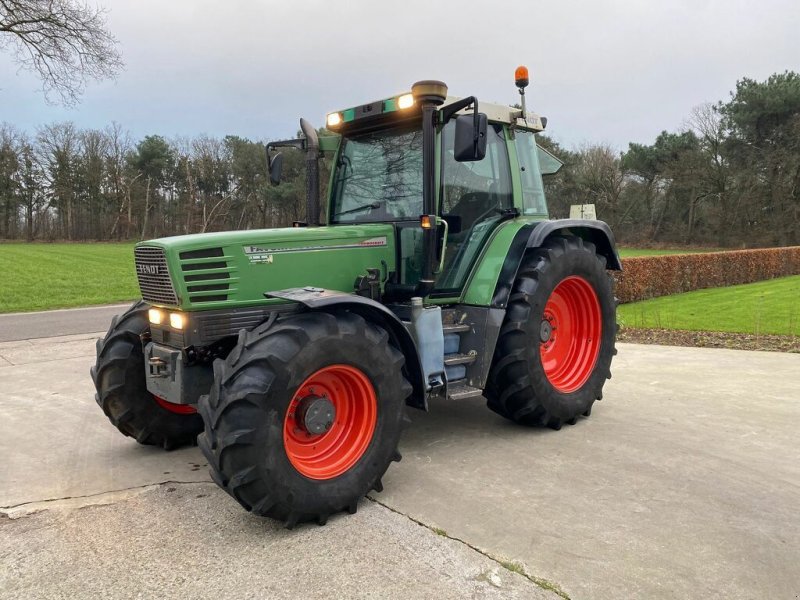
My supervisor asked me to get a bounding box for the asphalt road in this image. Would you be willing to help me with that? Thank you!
[1,305,798,599]
[0,303,131,342]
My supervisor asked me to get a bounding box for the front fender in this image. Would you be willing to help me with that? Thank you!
[266,288,426,410]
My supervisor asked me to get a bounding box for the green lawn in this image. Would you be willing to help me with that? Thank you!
[618,275,800,336]
[0,241,775,318]
[0,243,139,313]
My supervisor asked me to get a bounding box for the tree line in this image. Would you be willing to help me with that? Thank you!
[1,71,798,246]
[541,71,800,247]
[0,124,314,241]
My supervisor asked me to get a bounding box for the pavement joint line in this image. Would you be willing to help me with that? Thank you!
[0,479,207,517]
[2,353,97,366]
[366,495,571,599]
[0,354,13,366]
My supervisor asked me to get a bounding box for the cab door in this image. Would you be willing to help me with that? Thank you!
[433,122,514,294]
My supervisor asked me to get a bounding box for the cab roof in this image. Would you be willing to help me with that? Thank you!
[442,96,546,132]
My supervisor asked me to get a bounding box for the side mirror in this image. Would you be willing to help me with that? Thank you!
[268,152,283,186]
[454,113,487,162]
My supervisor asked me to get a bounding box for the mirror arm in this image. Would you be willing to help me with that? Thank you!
[266,137,307,167]
[439,95,482,156]
[439,95,478,124]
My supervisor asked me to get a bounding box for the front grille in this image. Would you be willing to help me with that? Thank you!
[134,246,179,305]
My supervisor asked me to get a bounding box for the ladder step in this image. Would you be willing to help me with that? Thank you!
[442,323,471,334]
[447,382,484,400]
[444,353,477,366]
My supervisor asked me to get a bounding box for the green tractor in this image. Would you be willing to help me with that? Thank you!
[91,68,620,528]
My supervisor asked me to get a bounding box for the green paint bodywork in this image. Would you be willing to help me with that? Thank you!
[138,225,395,311]
[136,116,552,314]
[461,218,535,305]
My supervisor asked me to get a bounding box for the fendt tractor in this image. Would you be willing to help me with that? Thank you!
[92,67,620,528]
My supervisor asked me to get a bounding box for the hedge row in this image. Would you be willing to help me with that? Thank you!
[613,247,800,304]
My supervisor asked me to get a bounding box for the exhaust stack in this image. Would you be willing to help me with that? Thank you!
[300,118,320,226]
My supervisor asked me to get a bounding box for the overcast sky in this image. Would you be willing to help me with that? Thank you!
[1,0,798,150]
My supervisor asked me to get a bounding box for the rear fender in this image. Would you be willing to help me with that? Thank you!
[266,288,426,410]
[492,219,621,308]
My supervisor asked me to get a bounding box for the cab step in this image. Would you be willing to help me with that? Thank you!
[442,322,471,334]
[443,353,477,366]
[447,382,484,400]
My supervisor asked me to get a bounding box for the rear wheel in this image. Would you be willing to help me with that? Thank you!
[197,311,410,528]
[90,301,203,449]
[486,236,616,428]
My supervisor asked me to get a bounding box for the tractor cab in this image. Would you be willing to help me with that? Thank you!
[270,76,557,303]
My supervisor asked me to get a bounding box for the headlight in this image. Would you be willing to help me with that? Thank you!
[169,312,185,330]
[148,309,164,325]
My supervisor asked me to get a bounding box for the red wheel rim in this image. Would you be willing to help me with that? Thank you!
[283,365,377,480]
[154,395,197,414]
[539,276,602,393]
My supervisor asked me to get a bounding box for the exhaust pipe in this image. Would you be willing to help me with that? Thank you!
[300,118,320,226]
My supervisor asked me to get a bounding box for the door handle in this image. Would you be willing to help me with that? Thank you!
[433,217,449,274]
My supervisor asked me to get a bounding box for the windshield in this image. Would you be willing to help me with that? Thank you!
[330,126,423,223]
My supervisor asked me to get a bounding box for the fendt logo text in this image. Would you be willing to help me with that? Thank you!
[136,264,160,276]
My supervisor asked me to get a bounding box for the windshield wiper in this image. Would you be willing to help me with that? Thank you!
[333,201,382,218]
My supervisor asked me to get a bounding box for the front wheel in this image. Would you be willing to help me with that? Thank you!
[197,311,411,528]
[486,236,617,429]
[90,301,204,449]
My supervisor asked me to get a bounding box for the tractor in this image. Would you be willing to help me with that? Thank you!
[91,67,620,528]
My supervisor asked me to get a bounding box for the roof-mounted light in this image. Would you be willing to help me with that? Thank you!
[326,112,342,128]
[397,93,415,110]
[515,65,530,89]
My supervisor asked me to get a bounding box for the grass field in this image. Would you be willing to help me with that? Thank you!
[618,275,800,336]
[0,243,138,313]
[0,241,789,326]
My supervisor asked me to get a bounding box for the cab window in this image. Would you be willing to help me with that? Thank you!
[514,130,547,215]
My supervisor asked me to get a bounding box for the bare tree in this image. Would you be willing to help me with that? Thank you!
[575,144,628,229]
[0,0,123,105]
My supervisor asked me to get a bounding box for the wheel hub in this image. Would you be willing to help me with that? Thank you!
[539,319,553,343]
[296,395,336,435]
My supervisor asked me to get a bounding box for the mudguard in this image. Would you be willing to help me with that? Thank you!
[491,219,622,309]
[266,288,426,410]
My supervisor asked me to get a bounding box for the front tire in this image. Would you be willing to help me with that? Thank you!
[197,311,411,528]
[486,236,616,429]
[90,301,204,449]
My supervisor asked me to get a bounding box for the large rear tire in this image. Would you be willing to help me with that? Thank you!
[486,236,616,429]
[197,311,411,528]
[90,301,203,449]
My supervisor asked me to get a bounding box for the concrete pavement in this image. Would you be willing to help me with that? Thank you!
[1,306,798,599]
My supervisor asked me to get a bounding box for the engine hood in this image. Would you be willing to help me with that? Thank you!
[134,224,396,310]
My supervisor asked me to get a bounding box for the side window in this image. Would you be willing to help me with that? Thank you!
[441,122,512,229]
[435,122,513,292]
[514,130,547,215]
